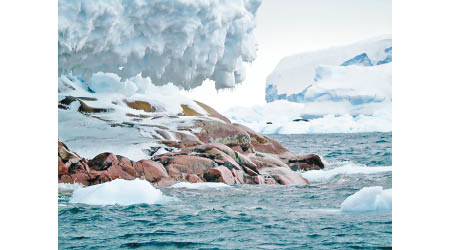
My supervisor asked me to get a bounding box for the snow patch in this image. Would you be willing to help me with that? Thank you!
[341,186,392,212]
[69,179,171,206]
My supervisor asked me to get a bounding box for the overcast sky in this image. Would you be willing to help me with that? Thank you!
[182,0,392,112]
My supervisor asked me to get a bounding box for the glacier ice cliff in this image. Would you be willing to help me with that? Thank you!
[58,0,261,90]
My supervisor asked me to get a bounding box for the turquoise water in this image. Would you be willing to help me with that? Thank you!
[59,132,392,249]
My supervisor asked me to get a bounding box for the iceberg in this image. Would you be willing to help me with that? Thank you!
[69,179,170,206]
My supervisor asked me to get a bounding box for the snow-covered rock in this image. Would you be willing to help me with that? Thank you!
[58,73,221,160]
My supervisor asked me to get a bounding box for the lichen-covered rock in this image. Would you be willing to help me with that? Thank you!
[232,123,288,155]
[194,120,252,149]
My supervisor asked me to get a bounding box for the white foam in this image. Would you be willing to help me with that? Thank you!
[341,186,392,212]
[170,182,230,190]
[69,179,170,206]
[302,164,392,183]
[58,182,84,191]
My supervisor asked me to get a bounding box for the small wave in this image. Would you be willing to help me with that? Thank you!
[341,186,392,212]
[170,182,230,190]
[69,179,171,206]
[58,182,84,191]
[301,164,392,183]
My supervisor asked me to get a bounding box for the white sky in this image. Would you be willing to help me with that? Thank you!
[182,0,392,113]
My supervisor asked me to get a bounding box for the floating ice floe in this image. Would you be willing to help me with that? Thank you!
[69,179,171,206]
[341,186,392,212]
[170,182,230,190]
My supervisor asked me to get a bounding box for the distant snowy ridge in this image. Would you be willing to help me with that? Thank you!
[225,35,392,134]
[266,35,392,98]
[58,0,261,90]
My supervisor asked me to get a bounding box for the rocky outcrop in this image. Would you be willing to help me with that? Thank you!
[58,94,325,187]
[59,135,324,187]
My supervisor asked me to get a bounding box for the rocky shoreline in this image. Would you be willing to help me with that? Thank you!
[58,122,324,187]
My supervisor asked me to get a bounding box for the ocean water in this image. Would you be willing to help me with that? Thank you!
[59,132,392,249]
